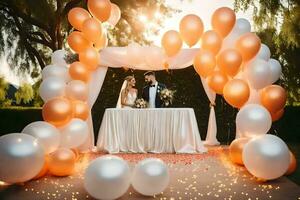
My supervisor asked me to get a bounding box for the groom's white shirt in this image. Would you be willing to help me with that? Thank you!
[149,82,158,108]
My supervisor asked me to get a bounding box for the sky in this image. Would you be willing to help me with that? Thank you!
[0,0,253,86]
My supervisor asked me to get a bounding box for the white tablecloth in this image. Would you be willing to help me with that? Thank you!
[96,108,207,154]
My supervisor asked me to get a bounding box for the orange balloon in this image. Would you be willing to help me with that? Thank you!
[72,100,90,120]
[271,109,284,122]
[223,79,250,108]
[161,30,183,57]
[261,85,287,113]
[201,30,222,55]
[82,18,102,43]
[218,49,242,77]
[94,31,108,50]
[79,47,100,71]
[229,138,250,165]
[179,14,204,47]
[67,31,91,53]
[69,62,90,82]
[207,71,229,94]
[211,7,236,38]
[33,156,49,180]
[68,7,91,31]
[285,151,297,175]
[235,33,261,61]
[88,0,111,22]
[48,148,76,177]
[193,49,216,78]
[42,97,73,127]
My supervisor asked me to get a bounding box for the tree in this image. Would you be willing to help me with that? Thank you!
[234,0,300,105]
[15,83,34,105]
[0,0,175,75]
[0,77,9,105]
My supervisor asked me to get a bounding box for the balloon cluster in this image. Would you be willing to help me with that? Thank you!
[161,7,296,181]
[84,156,169,199]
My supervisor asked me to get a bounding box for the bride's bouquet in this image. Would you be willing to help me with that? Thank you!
[134,98,147,109]
[160,88,175,107]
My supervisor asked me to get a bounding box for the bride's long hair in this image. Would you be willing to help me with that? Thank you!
[124,75,135,96]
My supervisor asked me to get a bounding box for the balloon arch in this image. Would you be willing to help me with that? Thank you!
[0,0,295,197]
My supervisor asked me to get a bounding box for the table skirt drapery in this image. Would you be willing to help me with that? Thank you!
[96,108,207,154]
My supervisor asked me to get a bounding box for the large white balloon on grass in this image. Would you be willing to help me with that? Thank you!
[60,118,89,148]
[246,59,272,89]
[42,64,70,82]
[132,158,170,196]
[39,77,66,102]
[0,134,44,183]
[22,121,60,154]
[236,104,272,137]
[243,134,290,180]
[84,156,130,200]
[51,49,67,67]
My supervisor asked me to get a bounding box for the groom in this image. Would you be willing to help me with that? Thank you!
[142,71,166,108]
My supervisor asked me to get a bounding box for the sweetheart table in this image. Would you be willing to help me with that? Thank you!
[96,108,207,154]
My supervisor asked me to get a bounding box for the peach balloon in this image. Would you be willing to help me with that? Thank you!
[285,151,297,175]
[88,0,111,22]
[48,148,76,177]
[261,85,287,113]
[201,30,222,55]
[107,3,121,27]
[211,7,236,38]
[79,47,100,71]
[72,100,90,120]
[82,18,102,43]
[271,109,284,122]
[94,31,108,50]
[207,71,228,94]
[66,80,89,102]
[193,49,216,78]
[235,33,261,61]
[218,49,242,77]
[33,156,49,179]
[71,148,80,162]
[223,79,250,108]
[68,7,91,31]
[42,97,73,127]
[229,138,250,165]
[69,62,90,83]
[67,31,91,53]
[179,14,204,47]
[161,30,183,57]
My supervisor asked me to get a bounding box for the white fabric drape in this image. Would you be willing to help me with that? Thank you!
[78,66,108,152]
[97,108,207,154]
[200,77,220,146]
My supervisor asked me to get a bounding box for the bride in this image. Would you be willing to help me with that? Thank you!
[116,76,137,108]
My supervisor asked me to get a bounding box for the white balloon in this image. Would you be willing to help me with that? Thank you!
[42,64,70,82]
[256,44,271,61]
[60,119,89,148]
[132,158,170,196]
[246,59,272,89]
[268,58,282,83]
[236,104,272,137]
[84,156,130,200]
[51,49,67,67]
[0,134,44,183]
[243,134,290,180]
[222,18,251,49]
[66,80,88,101]
[107,3,121,27]
[245,87,261,105]
[39,77,66,102]
[22,121,60,154]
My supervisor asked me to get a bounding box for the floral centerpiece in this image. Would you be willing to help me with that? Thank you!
[134,98,147,108]
[160,88,175,107]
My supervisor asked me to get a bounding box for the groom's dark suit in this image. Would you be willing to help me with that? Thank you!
[142,82,166,108]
